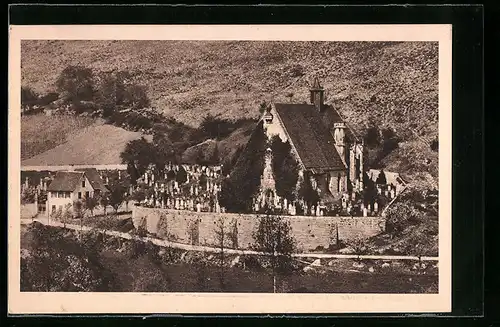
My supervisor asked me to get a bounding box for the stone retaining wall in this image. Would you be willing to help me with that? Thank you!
[132,207,386,252]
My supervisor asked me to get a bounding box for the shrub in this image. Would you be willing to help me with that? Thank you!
[56,65,94,104]
[21,223,116,292]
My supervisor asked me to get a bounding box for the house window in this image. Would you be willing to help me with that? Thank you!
[66,192,71,198]
[82,180,86,188]
[85,191,90,198]
[337,173,342,192]
[78,192,82,199]
[51,205,56,212]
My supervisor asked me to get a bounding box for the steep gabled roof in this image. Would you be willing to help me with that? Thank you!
[274,103,347,171]
[46,171,84,192]
[75,168,107,190]
[319,105,359,143]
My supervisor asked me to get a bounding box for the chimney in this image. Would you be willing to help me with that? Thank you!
[309,77,325,112]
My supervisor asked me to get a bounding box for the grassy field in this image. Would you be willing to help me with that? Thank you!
[21,114,149,165]
[21,114,99,161]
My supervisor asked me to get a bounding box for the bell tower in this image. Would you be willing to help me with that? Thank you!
[309,77,325,112]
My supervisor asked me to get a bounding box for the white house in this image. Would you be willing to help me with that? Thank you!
[46,169,106,216]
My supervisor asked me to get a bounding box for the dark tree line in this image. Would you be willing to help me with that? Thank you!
[219,121,267,213]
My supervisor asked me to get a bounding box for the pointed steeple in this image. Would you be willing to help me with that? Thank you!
[312,77,322,90]
[309,77,325,111]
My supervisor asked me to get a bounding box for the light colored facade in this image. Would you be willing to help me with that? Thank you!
[47,173,95,216]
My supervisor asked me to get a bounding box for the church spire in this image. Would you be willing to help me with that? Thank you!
[309,77,325,112]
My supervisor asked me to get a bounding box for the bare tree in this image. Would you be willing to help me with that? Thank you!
[252,211,296,293]
[214,217,227,290]
[100,193,109,216]
[61,203,73,228]
[83,194,98,217]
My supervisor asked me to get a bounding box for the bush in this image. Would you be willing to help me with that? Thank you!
[21,223,116,292]
[56,65,94,104]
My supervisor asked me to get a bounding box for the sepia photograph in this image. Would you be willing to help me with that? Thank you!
[8,24,452,314]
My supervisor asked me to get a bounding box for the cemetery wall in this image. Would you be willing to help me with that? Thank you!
[132,206,386,252]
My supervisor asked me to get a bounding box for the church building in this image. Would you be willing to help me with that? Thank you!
[257,78,365,212]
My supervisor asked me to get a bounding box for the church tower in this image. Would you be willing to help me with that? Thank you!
[309,77,325,112]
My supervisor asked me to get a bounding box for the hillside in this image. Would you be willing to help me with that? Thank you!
[21,114,100,161]
[22,115,150,166]
[22,41,438,131]
[21,40,438,180]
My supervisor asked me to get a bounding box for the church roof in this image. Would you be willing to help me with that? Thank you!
[318,106,359,143]
[274,103,347,171]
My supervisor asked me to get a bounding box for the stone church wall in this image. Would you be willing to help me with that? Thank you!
[132,206,386,252]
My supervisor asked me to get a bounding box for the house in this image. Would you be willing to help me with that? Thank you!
[74,168,108,194]
[257,78,365,209]
[46,169,104,216]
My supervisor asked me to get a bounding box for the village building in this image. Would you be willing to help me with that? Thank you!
[46,168,106,216]
[258,78,366,212]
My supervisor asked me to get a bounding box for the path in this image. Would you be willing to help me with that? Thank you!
[21,219,439,262]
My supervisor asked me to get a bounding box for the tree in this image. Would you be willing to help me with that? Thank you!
[95,72,120,117]
[100,193,110,216]
[122,84,150,110]
[120,137,157,177]
[108,183,126,214]
[83,194,98,217]
[21,222,116,292]
[270,136,299,201]
[252,212,296,293]
[364,125,380,148]
[376,170,387,185]
[384,200,422,238]
[55,65,94,104]
[21,86,39,109]
[430,138,439,152]
[219,121,267,213]
[176,166,188,184]
[51,206,63,226]
[298,173,320,209]
[61,203,73,228]
[73,199,85,218]
[21,186,37,204]
[214,218,227,290]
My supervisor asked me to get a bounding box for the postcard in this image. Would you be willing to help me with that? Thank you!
[9,24,452,314]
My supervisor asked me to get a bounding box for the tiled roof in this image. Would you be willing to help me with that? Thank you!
[75,168,107,190]
[274,103,347,171]
[46,171,84,192]
[319,105,359,143]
